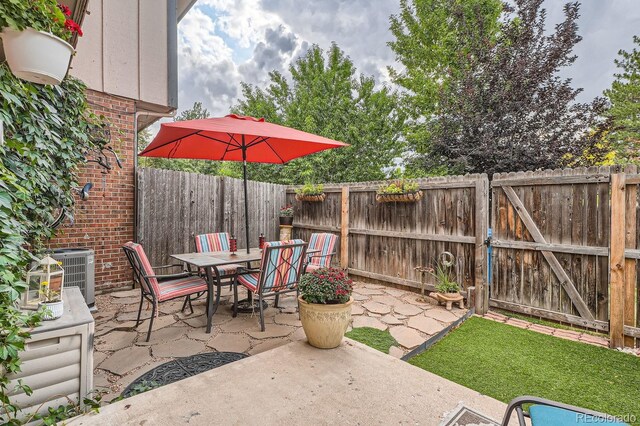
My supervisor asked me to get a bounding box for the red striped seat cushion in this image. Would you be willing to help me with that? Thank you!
[237,272,259,292]
[157,276,208,301]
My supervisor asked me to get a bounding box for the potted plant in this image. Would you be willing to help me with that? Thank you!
[298,267,353,349]
[427,252,464,310]
[0,1,83,85]
[376,179,423,203]
[295,183,326,202]
[279,205,294,226]
[38,281,64,320]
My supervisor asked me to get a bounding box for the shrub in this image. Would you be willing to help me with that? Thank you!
[296,183,324,196]
[377,179,420,195]
[279,205,293,217]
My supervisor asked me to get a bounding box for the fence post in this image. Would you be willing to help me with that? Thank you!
[474,175,489,315]
[624,165,637,347]
[610,172,626,348]
[341,186,349,269]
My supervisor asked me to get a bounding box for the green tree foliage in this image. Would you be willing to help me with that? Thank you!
[391,0,606,176]
[234,43,405,184]
[604,35,640,163]
[0,64,104,423]
[388,0,503,158]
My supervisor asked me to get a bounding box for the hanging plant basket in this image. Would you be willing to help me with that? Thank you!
[376,190,424,203]
[295,193,326,202]
[1,27,74,85]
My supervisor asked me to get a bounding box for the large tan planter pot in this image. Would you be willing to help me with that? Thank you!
[298,296,353,349]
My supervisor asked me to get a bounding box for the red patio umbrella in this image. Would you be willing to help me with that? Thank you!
[139,114,348,252]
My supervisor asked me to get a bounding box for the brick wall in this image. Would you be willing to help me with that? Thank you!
[48,89,136,293]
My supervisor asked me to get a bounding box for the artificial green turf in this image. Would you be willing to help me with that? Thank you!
[345,327,398,354]
[409,317,640,424]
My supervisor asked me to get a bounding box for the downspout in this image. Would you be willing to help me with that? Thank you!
[133,110,175,243]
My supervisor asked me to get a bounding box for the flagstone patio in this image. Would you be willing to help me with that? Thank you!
[92,282,467,400]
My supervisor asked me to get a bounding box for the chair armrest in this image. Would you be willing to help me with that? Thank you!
[308,251,336,259]
[236,266,261,275]
[144,271,192,280]
[501,396,621,426]
[152,263,185,270]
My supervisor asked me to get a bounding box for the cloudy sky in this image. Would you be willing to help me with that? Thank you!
[176,0,640,117]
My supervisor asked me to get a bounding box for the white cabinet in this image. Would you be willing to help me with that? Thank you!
[8,287,94,419]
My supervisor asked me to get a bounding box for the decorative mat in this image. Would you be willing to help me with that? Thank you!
[121,352,248,398]
[440,403,500,426]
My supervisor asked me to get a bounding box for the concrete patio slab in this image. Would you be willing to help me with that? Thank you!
[71,340,507,425]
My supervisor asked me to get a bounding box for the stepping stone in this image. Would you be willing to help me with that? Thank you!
[246,324,294,339]
[353,287,385,296]
[117,311,150,322]
[111,297,138,305]
[159,300,185,315]
[182,315,208,328]
[95,330,137,352]
[352,293,369,301]
[351,305,365,315]
[402,295,434,306]
[121,303,142,313]
[424,309,458,323]
[93,371,111,389]
[362,302,391,315]
[274,314,301,327]
[289,327,307,341]
[248,338,290,355]
[95,320,139,337]
[371,295,403,307]
[149,315,177,331]
[380,315,404,325]
[393,304,423,316]
[219,317,259,333]
[111,289,139,298]
[407,316,444,335]
[151,339,205,358]
[93,351,108,368]
[136,326,188,345]
[352,316,387,331]
[207,333,251,353]
[100,346,151,376]
[389,326,424,349]
[388,346,405,359]
[384,288,407,297]
[187,328,215,341]
[363,284,385,290]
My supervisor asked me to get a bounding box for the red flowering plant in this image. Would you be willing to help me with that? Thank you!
[299,267,353,304]
[0,0,83,41]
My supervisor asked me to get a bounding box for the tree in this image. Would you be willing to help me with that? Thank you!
[392,0,606,176]
[233,43,405,184]
[388,0,503,159]
[604,35,640,163]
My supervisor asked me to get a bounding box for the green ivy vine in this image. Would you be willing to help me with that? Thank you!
[0,63,105,424]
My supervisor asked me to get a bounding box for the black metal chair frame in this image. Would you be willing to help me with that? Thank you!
[123,245,207,342]
[501,396,624,426]
[233,241,308,331]
[304,250,336,273]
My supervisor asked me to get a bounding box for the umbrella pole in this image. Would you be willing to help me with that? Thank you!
[242,140,250,254]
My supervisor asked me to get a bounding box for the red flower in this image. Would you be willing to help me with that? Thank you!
[58,4,72,16]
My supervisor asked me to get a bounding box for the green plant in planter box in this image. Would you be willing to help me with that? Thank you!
[296,183,324,196]
[428,252,460,294]
[377,179,420,195]
[0,0,83,41]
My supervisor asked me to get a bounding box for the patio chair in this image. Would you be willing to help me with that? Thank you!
[501,396,629,425]
[233,240,308,331]
[194,232,245,277]
[304,233,338,273]
[123,242,208,342]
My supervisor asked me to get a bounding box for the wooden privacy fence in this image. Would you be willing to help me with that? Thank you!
[491,166,640,348]
[286,175,490,315]
[136,168,286,266]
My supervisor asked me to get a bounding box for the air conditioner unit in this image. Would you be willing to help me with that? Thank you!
[51,248,95,310]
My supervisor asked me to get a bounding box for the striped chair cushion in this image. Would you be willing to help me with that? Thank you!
[157,275,208,301]
[308,233,338,267]
[258,240,306,293]
[237,272,259,292]
[124,242,160,296]
[195,232,230,252]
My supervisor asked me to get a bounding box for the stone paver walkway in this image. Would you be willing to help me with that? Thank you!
[92,282,467,400]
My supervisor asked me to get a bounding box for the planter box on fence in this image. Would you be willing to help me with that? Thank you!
[375,190,424,203]
[295,193,326,202]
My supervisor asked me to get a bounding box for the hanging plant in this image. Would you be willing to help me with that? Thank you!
[376,179,423,203]
[295,183,326,202]
[0,1,84,85]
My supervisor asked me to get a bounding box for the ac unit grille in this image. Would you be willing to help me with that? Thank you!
[51,249,95,308]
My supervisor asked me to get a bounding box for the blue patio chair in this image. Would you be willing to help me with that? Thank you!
[501,396,629,426]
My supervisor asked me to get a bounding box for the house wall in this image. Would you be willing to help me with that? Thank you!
[70,0,173,110]
[48,90,136,293]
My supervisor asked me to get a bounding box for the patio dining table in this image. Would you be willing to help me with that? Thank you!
[171,247,317,333]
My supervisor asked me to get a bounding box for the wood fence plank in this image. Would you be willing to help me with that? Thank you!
[475,176,489,314]
[341,187,349,269]
[610,172,626,348]
[624,165,637,347]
